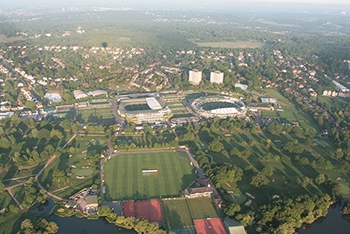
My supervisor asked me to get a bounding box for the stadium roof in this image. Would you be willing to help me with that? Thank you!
[88,89,107,97]
[146,97,162,110]
[211,108,238,115]
[73,90,88,99]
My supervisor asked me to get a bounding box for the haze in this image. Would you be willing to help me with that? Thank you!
[2,0,350,7]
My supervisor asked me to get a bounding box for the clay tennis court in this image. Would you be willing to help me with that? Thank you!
[123,200,136,217]
[123,200,163,223]
[194,218,227,234]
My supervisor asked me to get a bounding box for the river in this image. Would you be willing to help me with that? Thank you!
[298,199,350,234]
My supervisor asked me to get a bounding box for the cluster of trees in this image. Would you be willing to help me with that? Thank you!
[196,151,243,188]
[255,194,331,233]
[20,218,58,234]
[0,116,65,169]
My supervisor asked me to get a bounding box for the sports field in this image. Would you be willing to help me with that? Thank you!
[77,107,114,123]
[187,198,219,219]
[163,198,194,231]
[104,151,198,200]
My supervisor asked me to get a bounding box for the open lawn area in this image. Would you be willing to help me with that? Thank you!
[318,97,349,108]
[187,198,218,219]
[265,89,290,105]
[162,198,195,234]
[77,107,114,123]
[38,136,106,198]
[103,151,197,200]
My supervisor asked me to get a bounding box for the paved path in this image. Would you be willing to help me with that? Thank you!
[62,132,78,149]
[1,174,35,182]
[4,182,25,211]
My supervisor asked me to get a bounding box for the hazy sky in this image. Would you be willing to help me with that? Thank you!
[2,0,350,7]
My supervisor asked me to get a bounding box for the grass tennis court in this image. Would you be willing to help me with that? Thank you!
[163,198,194,232]
[77,107,114,123]
[104,151,198,200]
[187,198,219,219]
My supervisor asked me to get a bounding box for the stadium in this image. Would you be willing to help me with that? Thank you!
[118,94,173,124]
[191,95,246,118]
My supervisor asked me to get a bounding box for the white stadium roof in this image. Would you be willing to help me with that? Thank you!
[146,97,162,110]
[211,107,238,115]
[88,89,107,97]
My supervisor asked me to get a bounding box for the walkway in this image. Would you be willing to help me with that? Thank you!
[4,182,25,211]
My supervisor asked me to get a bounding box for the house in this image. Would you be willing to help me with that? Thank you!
[183,178,226,209]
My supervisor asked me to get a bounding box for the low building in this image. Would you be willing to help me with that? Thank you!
[44,92,62,103]
[73,90,88,100]
[260,97,277,104]
[224,218,246,234]
[85,195,98,209]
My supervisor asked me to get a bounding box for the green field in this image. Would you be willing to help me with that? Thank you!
[162,198,195,234]
[103,151,197,200]
[38,136,106,198]
[262,111,279,118]
[318,97,349,108]
[77,107,114,123]
[187,198,219,219]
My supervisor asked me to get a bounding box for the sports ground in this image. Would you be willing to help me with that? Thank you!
[103,151,198,200]
[162,198,219,234]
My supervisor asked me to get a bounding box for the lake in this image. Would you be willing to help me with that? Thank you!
[48,215,136,234]
[298,199,350,234]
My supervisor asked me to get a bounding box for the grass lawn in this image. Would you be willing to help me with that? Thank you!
[77,107,114,123]
[172,109,190,114]
[318,97,349,108]
[262,111,279,118]
[266,89,290,104]
[187,198,218,219]
[162,198,194,233]
[103,151,197,200]
[0,212,34,234]
[173,113,194,118]
[38,136,106,198]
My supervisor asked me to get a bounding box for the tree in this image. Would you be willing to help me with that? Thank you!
[25,101,36,111]
[224,203,241,216]
[315,174,326,185]
[0,181,4,194]
[261,165,274,177]
[250,174,270,187]
[208,140,224,152]
[21,219,33,232]
[297,176,311,188]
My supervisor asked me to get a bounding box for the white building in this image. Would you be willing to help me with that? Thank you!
[44,92,62,103]
[210,71,224,84]
[189,69,202,85]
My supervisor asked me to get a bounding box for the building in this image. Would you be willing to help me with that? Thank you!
[189,69,202,85]
[260,97,278,104]
[0,112,14,119]
[210,71,224,84]
[44,92,62,103]
[234,83,248,91]
[224,218,246,234]
[118,94,173,124]
[73,90,88,100]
